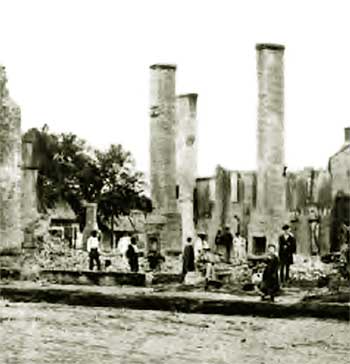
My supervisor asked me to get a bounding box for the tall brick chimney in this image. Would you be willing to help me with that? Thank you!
[256,43,286,215]
[148,64,182,253]
[248,44,288,254]
[176,93,198,246]
[345,127,350,144]
[149,64,177,213]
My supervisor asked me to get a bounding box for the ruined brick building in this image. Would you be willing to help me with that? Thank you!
[0,43,349,260]
[0,65,23,258]
[149,44,350,256]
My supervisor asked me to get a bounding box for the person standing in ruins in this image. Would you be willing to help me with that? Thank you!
[214,229,225,260]
[278,224,296,284]
[126,236,139,272]
[221,226,234,263]
[198,245,218,290]
[233,232,247,262]
[87,230,101,271]
[259,244,280,302]
[182,237,195,282]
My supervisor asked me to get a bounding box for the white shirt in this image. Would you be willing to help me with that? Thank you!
[118,236,131,255]
[87,236,99,252]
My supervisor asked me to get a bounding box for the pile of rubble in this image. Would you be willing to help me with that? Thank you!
[22,233,338,287]
[24,237,90,271]
[22,236,183,274]
[289,255,334,282]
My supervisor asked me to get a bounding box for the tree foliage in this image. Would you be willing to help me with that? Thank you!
[23,126,152,229]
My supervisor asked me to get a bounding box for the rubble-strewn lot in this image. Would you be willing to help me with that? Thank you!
[22,237,182,274]
[20,235,348,294]
[289,255,334,281]
[0,301,348,364]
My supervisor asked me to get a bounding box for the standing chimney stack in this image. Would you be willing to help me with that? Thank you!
[248,43,288,254]
[176,93,198,247]
[148,63,182,253]
[149,64,178,213]
[256,43,286,215]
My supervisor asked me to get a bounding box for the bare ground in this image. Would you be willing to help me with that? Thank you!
[0,301,348,364]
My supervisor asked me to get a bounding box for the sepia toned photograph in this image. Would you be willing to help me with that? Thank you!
[0,1,349,363]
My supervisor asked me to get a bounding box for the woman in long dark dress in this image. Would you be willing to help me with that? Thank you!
[259,244,280,302]
[182,237,195,281]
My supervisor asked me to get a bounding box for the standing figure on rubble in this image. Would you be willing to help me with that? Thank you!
[126,236,139,272]
[221,226,234,263]
[278,224,296,284]
[182,237,195,282]
[87,230,101,271]
[259,244,280,302]
[233,232,247,262]
[201,245,218,290]
[214,229,226,260]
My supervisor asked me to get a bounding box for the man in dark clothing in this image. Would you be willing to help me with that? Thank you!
[182,237,195,281]
[221,226,233,263]
[278,224,296,284]
[214,229,225,260]
[126,237,139,272]
[87,230,101,271]
[260,244,280,302]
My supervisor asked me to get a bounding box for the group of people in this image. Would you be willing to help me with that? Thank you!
[214,227,247,263]
[87,231,166,273]
[182,228,246,287]
[182,234,219,288]
[87,222,297,301]
[258,224,297,302]
[181,223,297,302]
[87,230,140,272]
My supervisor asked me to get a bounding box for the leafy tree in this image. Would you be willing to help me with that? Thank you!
[95,144,151,246]
[22,126,152,238]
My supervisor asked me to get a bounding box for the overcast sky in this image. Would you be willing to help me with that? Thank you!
[0,0,348,177]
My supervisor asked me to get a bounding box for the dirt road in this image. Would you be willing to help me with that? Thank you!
[0,301,348,363]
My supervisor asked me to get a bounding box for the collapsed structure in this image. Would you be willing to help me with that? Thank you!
[0,43,348,260]
[0,66,23,259]
[248,44,287,254]
[146,64,182,254]
[149,44,350,256]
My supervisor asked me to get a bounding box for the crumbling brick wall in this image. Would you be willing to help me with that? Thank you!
[0,65,23,255]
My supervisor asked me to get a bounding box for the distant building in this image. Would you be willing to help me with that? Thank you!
[329,127,350,251]
[48,201,79,248]
[102,210,147,251]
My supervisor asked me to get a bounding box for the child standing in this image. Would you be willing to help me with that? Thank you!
[259,244,280,302]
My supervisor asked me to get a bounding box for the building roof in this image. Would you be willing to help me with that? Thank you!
[49,201,77,221]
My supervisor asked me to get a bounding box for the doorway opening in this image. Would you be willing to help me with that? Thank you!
[252,236,266,255]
